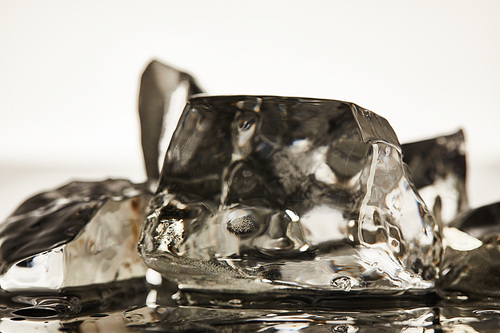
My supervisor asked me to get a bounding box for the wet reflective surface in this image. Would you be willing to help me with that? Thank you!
[2,279,500,332]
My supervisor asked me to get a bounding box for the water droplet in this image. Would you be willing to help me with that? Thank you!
[330,276,352,292]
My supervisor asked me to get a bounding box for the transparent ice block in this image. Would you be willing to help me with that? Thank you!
[402,130,468,226]
[0,179,150,291]
[139,95,442,294]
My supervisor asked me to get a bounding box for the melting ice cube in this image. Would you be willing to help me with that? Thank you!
[439,202,500,297]
[0,179,150,291]
[402,130,468,226]
[139,95,442,294]
[138,60,203,181]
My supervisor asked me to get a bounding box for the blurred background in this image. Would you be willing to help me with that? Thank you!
[1,0,499,220]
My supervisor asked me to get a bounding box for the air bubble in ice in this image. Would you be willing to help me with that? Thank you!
[227,216,258,235]
[330,276,353,292]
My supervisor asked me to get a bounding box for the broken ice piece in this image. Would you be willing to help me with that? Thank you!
[139,95,441,294]
[439,202,500,297]
[139,60,204,181]
[402,130,468,226]
[0,179,150,291]
[449,201,500,240]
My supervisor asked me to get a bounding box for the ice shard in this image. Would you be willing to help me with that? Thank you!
[139,60,204,181]
[402,130,468,226]
[0,179,150,291]
[139,95,442,294]
[439,202,500,297]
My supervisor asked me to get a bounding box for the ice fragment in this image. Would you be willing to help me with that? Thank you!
[402,130,468,226]
[439,202,500,297]
[0,179,150,291]
[139,60,203,180]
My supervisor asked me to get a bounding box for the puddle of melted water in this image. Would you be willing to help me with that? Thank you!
[1,278,500,332]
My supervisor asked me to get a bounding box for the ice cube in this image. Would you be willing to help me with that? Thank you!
[449,201,500,240]
[139,60,203,181]
[0,179,150,291]
[439,202,500,297]
[402,130,468,226]
[139,95,442,294]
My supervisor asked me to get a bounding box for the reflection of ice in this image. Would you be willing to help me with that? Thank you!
[124,303,441,332]
[139,95,442,293]
[0,180,150,290]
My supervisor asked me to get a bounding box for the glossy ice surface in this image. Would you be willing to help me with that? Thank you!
[139,95,442,293]
[439,202,500,297]
[3,281,500,332]
[0,180,150,290]
[402,130,468,226]
[138,60,203,181]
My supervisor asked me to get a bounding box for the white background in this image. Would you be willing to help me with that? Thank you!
[1,0,499,220]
